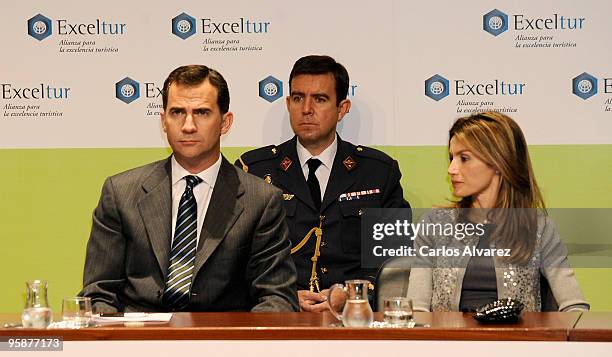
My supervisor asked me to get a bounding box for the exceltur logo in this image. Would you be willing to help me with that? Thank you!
[483,9,508,36]
[572,73,598,100]
[2,83,70,99]
[28,14,53,41]
[171,12,271,40]
[172,13,196,39]
[258,76,283,103]
[425,74,526,101]
[115,77,164,104]
[425,75,450,101]
[115,77,140,104]
[483,9,585,36]
[27,13,127,41]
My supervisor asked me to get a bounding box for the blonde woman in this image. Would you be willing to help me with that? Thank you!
[407,112,588,312]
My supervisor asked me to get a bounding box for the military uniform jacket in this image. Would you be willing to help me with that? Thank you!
[236,136,410,290]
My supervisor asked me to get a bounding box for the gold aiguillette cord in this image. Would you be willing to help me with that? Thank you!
[290,216,324,293]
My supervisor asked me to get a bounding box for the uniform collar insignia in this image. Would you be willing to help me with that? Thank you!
[280,156,293,171]
[343,156,357,171]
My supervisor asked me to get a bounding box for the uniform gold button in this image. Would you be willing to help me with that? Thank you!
[320,267,328,274]
[356,147,363,152]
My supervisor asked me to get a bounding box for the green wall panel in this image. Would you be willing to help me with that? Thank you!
[1,144,610,313]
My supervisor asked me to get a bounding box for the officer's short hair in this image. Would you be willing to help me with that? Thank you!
[289,55,349,106]
[162,65,230,114]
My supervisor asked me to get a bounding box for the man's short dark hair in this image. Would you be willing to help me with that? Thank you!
[162,65,230,114]
[289,55,349,106]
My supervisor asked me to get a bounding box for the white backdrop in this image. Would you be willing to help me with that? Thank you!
[1,0,610,148]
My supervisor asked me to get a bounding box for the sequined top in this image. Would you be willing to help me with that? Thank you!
[407,208,589,312]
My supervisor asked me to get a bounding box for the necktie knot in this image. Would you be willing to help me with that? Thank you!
[307,158,322,174]
[184,175,203,190]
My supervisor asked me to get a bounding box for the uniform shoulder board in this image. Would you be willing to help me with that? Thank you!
[353,145,394,164]
[239,145,280,167]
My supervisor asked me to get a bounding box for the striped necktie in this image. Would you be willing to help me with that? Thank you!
[162,175,203,309]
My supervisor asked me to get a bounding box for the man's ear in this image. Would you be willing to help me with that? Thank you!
[221,112,234,135]
[337,99,351,122]
[160,111,167,132]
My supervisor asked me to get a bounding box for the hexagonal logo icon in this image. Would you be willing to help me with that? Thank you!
[483,9,508,36]
[115,77,140,104]
[259,76,283,103]
[172,12,196,40]
[27,14,53,41]
[572,72,598,100]
[424,74,450,101]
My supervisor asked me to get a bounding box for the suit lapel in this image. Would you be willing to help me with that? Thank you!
[193,157,244,276]
[276,137,317,211]
[137,158,173,275]
[321,138,356,212]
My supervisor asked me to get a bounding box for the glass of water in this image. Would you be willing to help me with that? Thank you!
[62,297,92,328]
[383,297,413,327]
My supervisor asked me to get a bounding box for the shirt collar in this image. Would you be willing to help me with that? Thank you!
[296,134,337,170]
[170,154,222,188]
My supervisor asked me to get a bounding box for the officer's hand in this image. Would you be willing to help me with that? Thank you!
[323,288,347,313]
[298,290,329,312]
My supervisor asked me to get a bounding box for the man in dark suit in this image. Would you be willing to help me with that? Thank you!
[81,65,298,313]
[236,55,410,312]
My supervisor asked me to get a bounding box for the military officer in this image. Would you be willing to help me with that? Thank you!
[236,55,410,312]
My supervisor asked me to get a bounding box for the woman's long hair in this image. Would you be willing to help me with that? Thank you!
[449,112,546,264]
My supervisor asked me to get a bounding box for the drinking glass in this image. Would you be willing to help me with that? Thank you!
[62,297,92,328]
[383,297,413,327]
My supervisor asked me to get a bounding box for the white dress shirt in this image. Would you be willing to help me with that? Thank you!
[170,154,221,246]
[296,135,338,201]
